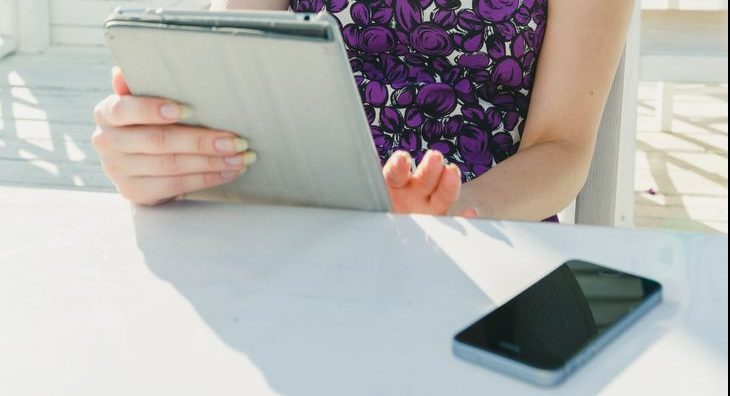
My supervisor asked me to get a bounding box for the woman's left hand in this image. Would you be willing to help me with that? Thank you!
[383,150,478,217]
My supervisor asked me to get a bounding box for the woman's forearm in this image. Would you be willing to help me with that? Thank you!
[455,139,593,221]
[457,0,635,222]
[210,0,289,11]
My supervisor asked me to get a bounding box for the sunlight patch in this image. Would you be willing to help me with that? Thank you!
[64,134,86,162]
[18,149,59,176]
[73,175,85,187]
[7,71,26,86]
[11,86,39,105]
[12,101,47,120]
[14,120,53,151]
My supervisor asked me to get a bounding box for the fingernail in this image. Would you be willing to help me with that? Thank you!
[160,103,193,120]
[224,155,245,166]
[111,66,121,76]
[220,170,240,180]
[235,138,249,152]
[160,103,181,120]
[243,151,257,165]
[178,105,193,120]
[215,137,249,153]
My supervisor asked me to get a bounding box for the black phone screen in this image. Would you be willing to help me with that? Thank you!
[454,260,662,370]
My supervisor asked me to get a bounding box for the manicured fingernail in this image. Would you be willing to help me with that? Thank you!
[243,151,257,165]
[111,66,121,76]
[179,105,193,119]
[160,103,192,120]
[224,155,245,166]
[220,170,240,180]
[235,138,249,152]
[160,103,181,119]
[215,137,248,153]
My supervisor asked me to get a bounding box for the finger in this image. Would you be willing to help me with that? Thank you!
[94,94,192,128]
[429,164,462,215]
[457,208,479,218]
[111,67,131,96]
[129,171,242,205]
[383,151,412,189]
[412,150,445,194]
[102,124,249,156]
[110,152,257,177]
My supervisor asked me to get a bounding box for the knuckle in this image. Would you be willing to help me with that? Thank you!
[147,126,167,153]
[196,133,208,154]
[159,154,181,173]
[101,159,120,177]
[208,155,222,171]
[93,96,116,125]
[91,127,108,152]
[93,103,105,125]
[203,172,221,187]
[105,95,124,122]
[168,175,187,196]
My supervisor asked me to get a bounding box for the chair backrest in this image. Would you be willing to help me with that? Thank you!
[574,3,641,227]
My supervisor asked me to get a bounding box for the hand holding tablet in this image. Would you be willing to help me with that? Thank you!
[103,8,391,211]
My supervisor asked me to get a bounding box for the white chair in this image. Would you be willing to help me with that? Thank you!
[563,3,642,228]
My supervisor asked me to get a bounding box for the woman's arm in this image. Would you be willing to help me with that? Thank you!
[454,0,636,221]
[210,0,289,11]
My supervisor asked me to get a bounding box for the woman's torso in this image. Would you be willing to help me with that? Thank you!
[290,0,548,182]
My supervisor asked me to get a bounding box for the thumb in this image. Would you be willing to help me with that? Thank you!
[111,66,131,96]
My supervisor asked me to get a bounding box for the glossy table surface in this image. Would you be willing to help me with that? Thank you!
[0,187,727,396]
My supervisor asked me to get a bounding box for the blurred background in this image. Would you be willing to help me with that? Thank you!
[1,0,727,233]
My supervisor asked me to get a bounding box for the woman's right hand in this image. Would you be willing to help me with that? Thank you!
[92,68,256,205]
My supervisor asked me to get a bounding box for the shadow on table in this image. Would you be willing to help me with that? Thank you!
[132,201,676,396]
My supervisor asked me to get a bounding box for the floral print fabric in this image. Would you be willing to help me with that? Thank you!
[291,0,548,182]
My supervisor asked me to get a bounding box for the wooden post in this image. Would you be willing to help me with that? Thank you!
[16,0,50,53]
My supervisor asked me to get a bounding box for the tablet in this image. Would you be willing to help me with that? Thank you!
[104,8,391,212]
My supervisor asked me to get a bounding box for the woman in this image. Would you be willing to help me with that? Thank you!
[92,0,634,221]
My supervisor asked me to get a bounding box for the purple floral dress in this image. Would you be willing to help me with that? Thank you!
[291,0,547,183]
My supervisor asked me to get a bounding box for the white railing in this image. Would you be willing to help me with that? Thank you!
[0,0,50,55]
[0,0,210,52]
[640,0,728,130]
[643,0,728,10]
[0,0,18,58]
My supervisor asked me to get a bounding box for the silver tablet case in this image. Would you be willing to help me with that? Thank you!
[104,9,391,212]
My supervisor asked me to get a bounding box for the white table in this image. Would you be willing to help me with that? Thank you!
[0,186,727,396]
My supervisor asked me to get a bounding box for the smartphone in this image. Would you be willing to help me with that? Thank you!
[453,260,662,386]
